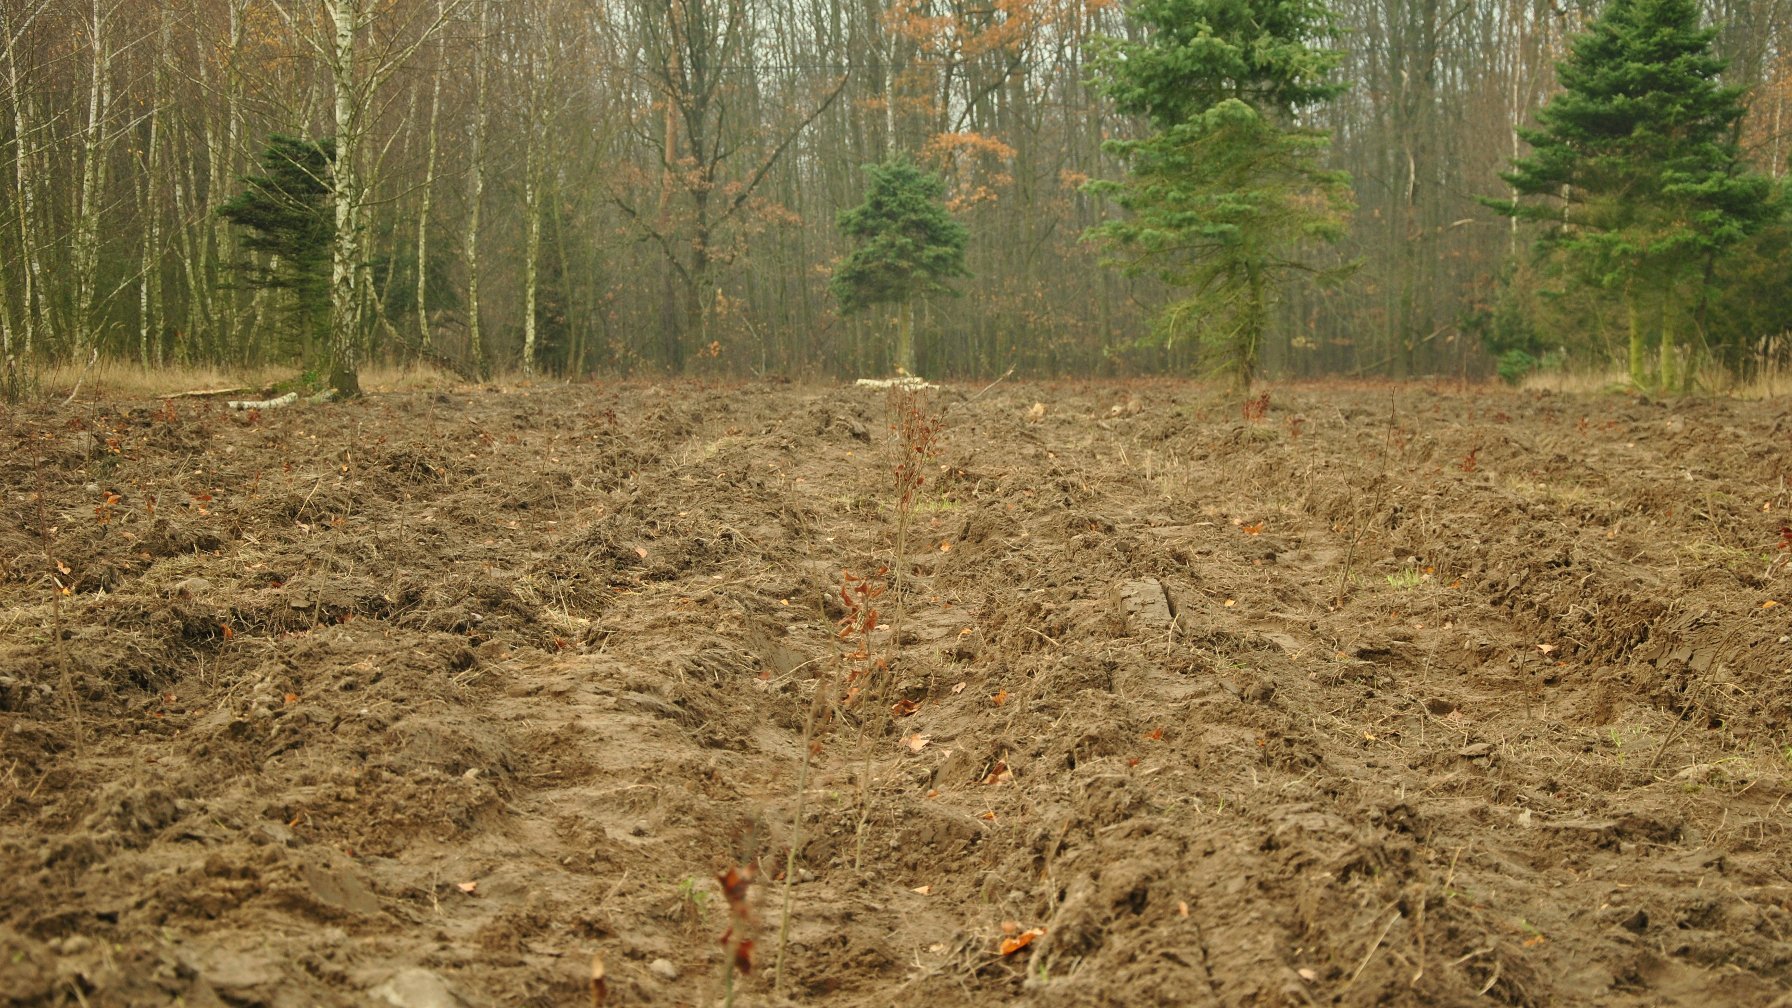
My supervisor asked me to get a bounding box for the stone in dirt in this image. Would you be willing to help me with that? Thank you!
[299,858,384,915]
[370,967,467,1008]
[1110,578,1174,632]
[194,949,280,997]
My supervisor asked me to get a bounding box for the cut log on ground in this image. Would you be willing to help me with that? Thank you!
[227,392,299,410]
[157,386,253,400]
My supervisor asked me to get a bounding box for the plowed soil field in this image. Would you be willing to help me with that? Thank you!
[3,380,1791,1007]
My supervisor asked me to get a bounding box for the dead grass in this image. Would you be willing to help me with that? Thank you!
[1696,350,1790,400]
[357,361,473,393]
[27,357,474,402]
[31,359,284,401]
[1518,344,1791,399]
[1518,367,1633,395]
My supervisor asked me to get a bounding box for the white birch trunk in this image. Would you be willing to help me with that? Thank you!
[465,0,488,373]
[523,147,540,378]
[1,5,47,356]
[139,15,164,366]
[217,0,247,354]
[328,0,363,395]
[70,0,112,354]
[183,3,218,355]
[416,19,442,351]
[172,154,206,360]
[521,26,542,379]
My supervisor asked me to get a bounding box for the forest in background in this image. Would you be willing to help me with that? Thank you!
[2,0,1790,388]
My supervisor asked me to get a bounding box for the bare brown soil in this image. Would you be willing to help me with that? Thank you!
[3,380,1791,1008]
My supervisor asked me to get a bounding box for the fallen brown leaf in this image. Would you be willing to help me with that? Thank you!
[1000,927,1045,956]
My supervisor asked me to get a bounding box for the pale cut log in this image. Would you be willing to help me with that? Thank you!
[227,391,298,410]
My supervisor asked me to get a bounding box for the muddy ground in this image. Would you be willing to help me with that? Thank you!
[2,379,1790,1007]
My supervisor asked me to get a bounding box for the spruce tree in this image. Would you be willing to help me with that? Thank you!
[1086,0,1353,390]
[219,135,336,366]
[832,156,969,375]
[1489,0,1772,391]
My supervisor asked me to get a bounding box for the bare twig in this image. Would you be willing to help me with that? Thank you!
[60,347,99,406]
[33,447,83,754]
[775,664,833,993]
[1344,906,1403,989]
[966,366,1016,403]
[1335,388,1399,607]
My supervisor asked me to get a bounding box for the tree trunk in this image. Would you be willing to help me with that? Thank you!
[896,300,916,374]
[522,129,541,378]
[139,12,165,366]
[465,0,488,374]
[1658,291,1682,393]
[71,0,112,355]
[328,0,363,397]
[1626,286,1649,390]
[4,5,47,356]
[1239,261,1266,393]
[416,6,442,353]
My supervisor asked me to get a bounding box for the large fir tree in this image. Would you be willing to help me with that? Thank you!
[1489,0,1772,391]
[1086,0,1353,390]
[832,156,969,375]
[219,135,336,365]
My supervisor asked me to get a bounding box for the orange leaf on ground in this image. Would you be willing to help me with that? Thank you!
[991,690,1008,707]
[457,881,478,893]
[1000,927,1045,956]
[902,733,931,753]
[891,699,920,717]
[1240,521,1264,535]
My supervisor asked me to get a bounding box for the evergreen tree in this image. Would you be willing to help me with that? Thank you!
[832,156,969,375]
[1488,0,1773,391]
[1086,0,1353,390]
[219,135,336,366]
